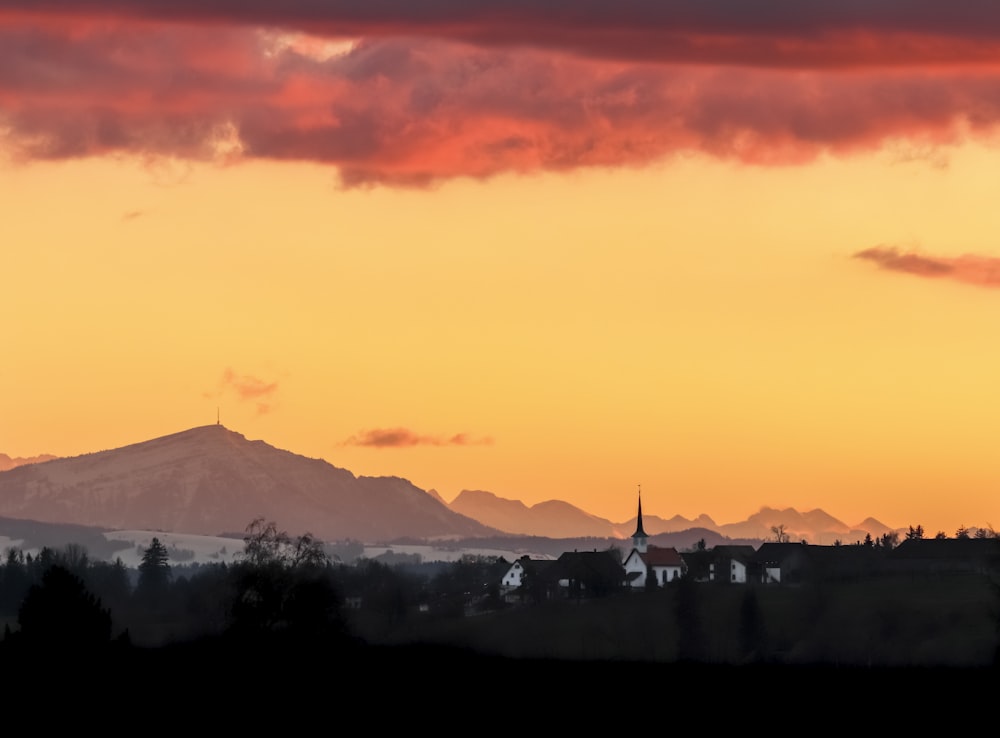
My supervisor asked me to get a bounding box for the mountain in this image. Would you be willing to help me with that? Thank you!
[447,491,893,546]
[713,506,890,545]
[448,490,723,539]
[0,453,58,472]
[622,512,720,536]
[0,425,498,543]
[449,489,625,538]
[0,426,896,547]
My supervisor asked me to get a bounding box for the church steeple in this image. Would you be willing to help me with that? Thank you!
[631,485,648,554]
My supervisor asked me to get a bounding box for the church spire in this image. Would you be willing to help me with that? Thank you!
[632,485,648,553]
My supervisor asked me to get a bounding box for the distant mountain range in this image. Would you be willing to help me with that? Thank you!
[446,489,893,545]
[0,453,57,472]
[0,425,894,546]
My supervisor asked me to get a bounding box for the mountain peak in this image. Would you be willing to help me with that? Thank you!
[0,425,497,542]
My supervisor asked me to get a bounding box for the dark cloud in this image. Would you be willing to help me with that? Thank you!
[5,7,1000,184]
[6,2,1000,68]
[854,246,1000,287]
[341,427,493,448]
[854,246,955,278]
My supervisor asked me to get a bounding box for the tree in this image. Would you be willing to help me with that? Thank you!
[956,525,971,539]
[240,518,328,569]
[0,548,29,617]
[645,565,658,591]
[14,565,113,654]
[880,531,899,550]
[906,525,925,540]
[228,519,341,643]
[137,537,171,592]
[770,525,790,544]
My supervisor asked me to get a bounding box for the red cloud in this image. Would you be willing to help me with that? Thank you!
[854,246,1000,288]
[5,8,1000,185]
[341,428,493,448]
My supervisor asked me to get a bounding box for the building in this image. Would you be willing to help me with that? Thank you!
[621,488,685,588]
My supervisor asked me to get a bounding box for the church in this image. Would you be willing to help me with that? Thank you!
[621,488,685,588]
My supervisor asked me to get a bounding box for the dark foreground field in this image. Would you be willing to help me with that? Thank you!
[3,635,996,729]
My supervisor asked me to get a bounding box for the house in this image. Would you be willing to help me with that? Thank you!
[753,542,885,583]
[500,555,559,603]
[621,488,685,588]
[887,537,1000,576]
[708,545,757,584]
[624,545,685,588]
[500,557,529,588]
[679,549,713,582]
[753,542,812,584]
[554,549,626,597]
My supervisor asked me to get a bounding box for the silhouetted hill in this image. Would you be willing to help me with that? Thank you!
[0,425,499,542]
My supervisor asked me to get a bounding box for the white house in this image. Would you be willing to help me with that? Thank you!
[499,555,558,601]
[624,545,686,587]
[501,558,528,588]
[707,545,757,584]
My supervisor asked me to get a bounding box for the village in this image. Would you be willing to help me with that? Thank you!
[495,493,1000,603]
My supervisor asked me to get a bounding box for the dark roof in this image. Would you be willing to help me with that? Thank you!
[710,545,757,563]
[891,537,1000,561]
[518,558,558,577]
[679,550,713,577]
[556,550,626,581]
[754,542,809,563]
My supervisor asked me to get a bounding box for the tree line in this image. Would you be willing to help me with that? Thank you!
[0,518,516,658]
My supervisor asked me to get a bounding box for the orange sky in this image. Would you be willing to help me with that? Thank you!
[4,2,1000,536]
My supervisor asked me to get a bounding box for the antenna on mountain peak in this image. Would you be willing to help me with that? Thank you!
[217,407,220,426]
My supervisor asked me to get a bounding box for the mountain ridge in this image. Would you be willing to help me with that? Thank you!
[1,426,895,545]
[0,424,498,542]
[445,488,894,545]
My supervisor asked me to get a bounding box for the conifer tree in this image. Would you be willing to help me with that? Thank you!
[137,537,171,592]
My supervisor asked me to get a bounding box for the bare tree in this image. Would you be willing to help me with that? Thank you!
[770,524,790,543]
[240,518,328,569]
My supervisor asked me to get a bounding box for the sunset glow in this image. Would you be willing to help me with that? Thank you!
[5,2,1000,536]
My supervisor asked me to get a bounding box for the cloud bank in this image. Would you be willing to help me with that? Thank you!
[5,3,1000,185]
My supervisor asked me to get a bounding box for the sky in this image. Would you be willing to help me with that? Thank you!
[4,2,1000,536]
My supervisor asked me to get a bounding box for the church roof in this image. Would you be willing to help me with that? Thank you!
[641,546,684,567]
